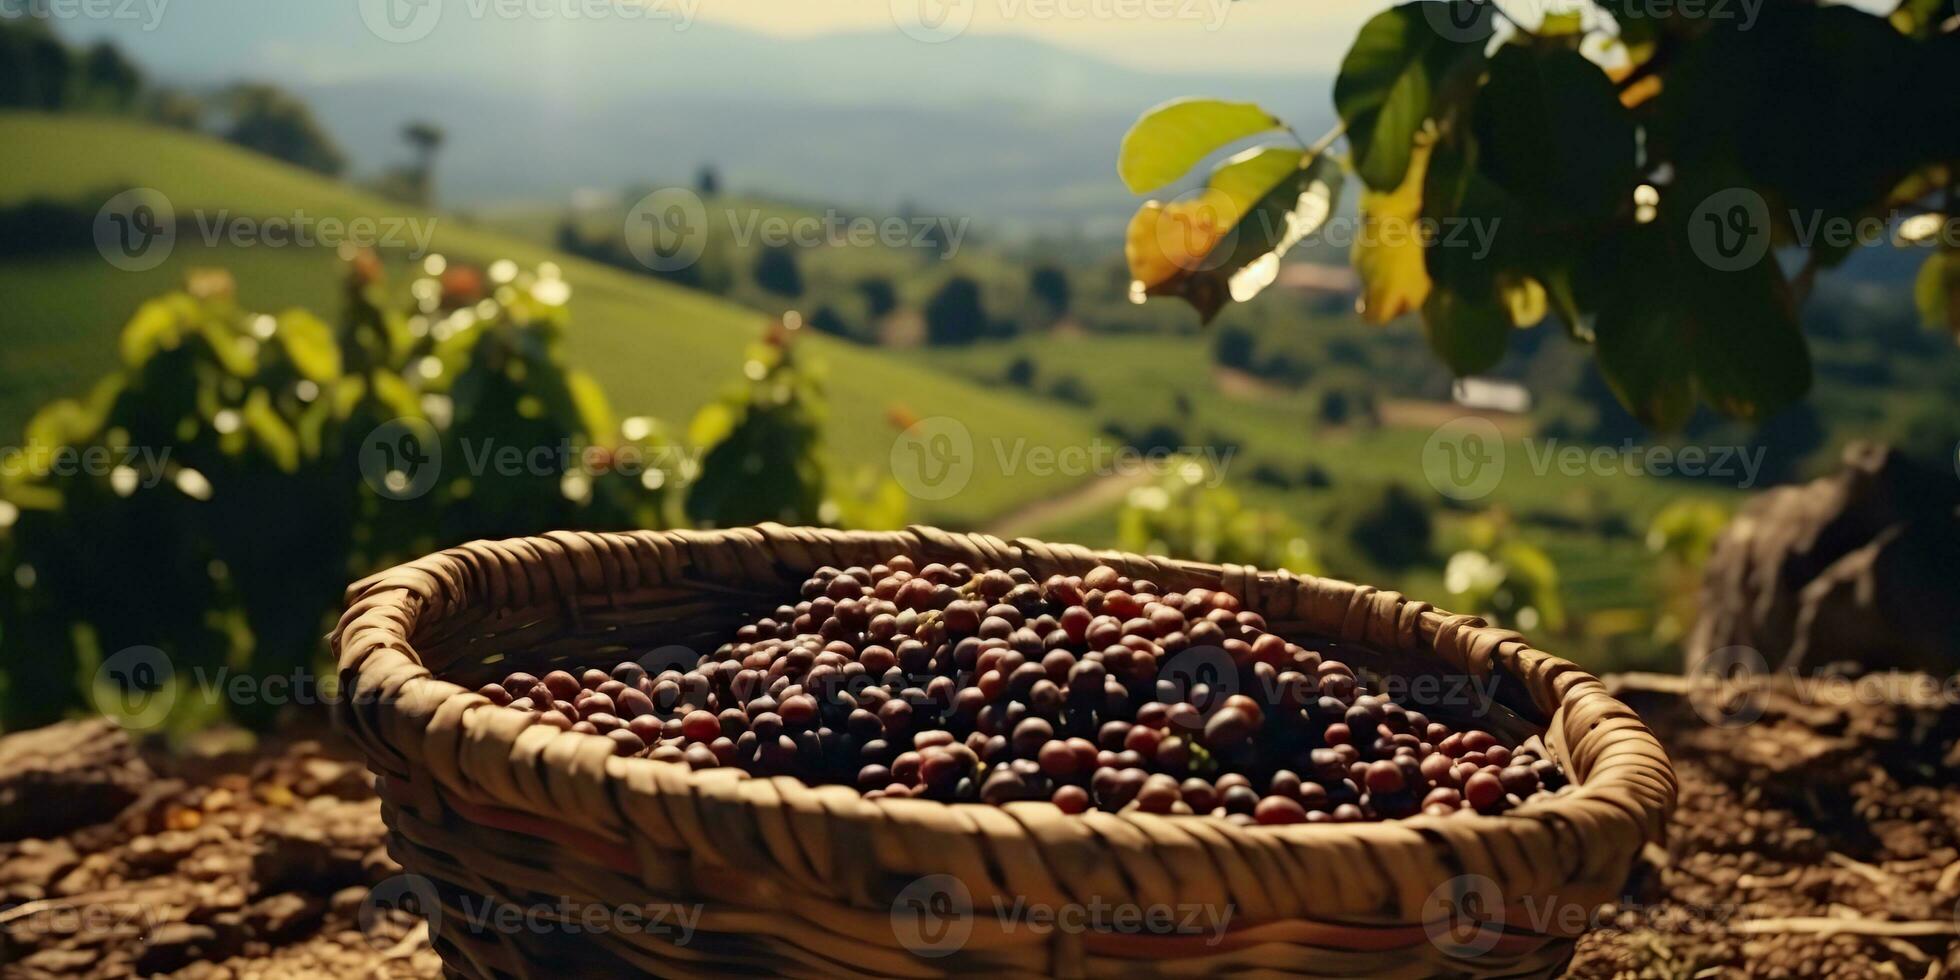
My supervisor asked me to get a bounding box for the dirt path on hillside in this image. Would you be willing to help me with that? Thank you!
[984,467,1160,540]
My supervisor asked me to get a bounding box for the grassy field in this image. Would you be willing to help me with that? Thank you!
[0,113,1107,527]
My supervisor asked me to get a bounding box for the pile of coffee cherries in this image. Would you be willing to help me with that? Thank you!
[478,557,1567,824]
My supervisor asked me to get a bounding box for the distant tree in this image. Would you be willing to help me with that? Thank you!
[221,83,346,177]
[78,41,140,111]
[807,304,854,340]
[1334,483,1434,571]
[555,218,587,256]
[1213,325,1256,370]
[753,245,804,298]
[695,165,721,197]
[402,121,445,205]
[144,87,203,130]
[1046,374,1094,406]
[1316,384,1379,428]
[1004,355,1036,388]
[1028,264,1071,318]
[0,20,72,109]
[856,276,898,320]
[924,276,986,346]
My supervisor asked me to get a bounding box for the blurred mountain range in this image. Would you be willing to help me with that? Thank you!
[54,2,1334,234]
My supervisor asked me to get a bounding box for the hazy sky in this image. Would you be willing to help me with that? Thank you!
[689,0,1379,73]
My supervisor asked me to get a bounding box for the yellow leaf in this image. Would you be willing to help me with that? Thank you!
[1353,135,1433,324]
[1500,274,1548,327]
[1125,193,1233,292]
[1619,75,1662,109]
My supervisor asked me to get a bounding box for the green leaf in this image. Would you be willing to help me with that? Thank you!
[1688,273,1810,420]
[1914,250,1955,333]
[21,399,102,476]
[1473,46,1635,220]
[1680,8,1919,215]
[1594,287,1696,432]
[367,371,422,420]
[274,309,342,383]
[119,295,193,368]
[1206,146,1304,219]
[241,389,300,472]
[194,318,258,378]
[1420,128,1516,300]
[1335,2,1487,192]
[687,400,737,450]
[1118,98,1282,194]
[566,370,616,442]
[1214,152,1346,307]
[1420,284,1509,375]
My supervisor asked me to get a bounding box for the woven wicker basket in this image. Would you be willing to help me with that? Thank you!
[331,524,1675,978]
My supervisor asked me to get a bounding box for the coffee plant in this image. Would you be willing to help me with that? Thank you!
[0,257,889,731]
[1442,513,1565,633]
[1120,0,1960,430]
[684,315,908,530]
[1115,462,1322,574]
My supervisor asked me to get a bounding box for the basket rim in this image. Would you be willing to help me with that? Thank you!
[331,523,1676,925]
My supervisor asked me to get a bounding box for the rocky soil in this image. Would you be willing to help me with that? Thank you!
[0,719,437,979]
[2,670,1957,978]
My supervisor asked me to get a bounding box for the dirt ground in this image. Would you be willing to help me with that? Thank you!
[2,672,1956,979]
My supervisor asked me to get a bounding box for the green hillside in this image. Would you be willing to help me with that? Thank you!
[0,113,1103,526]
